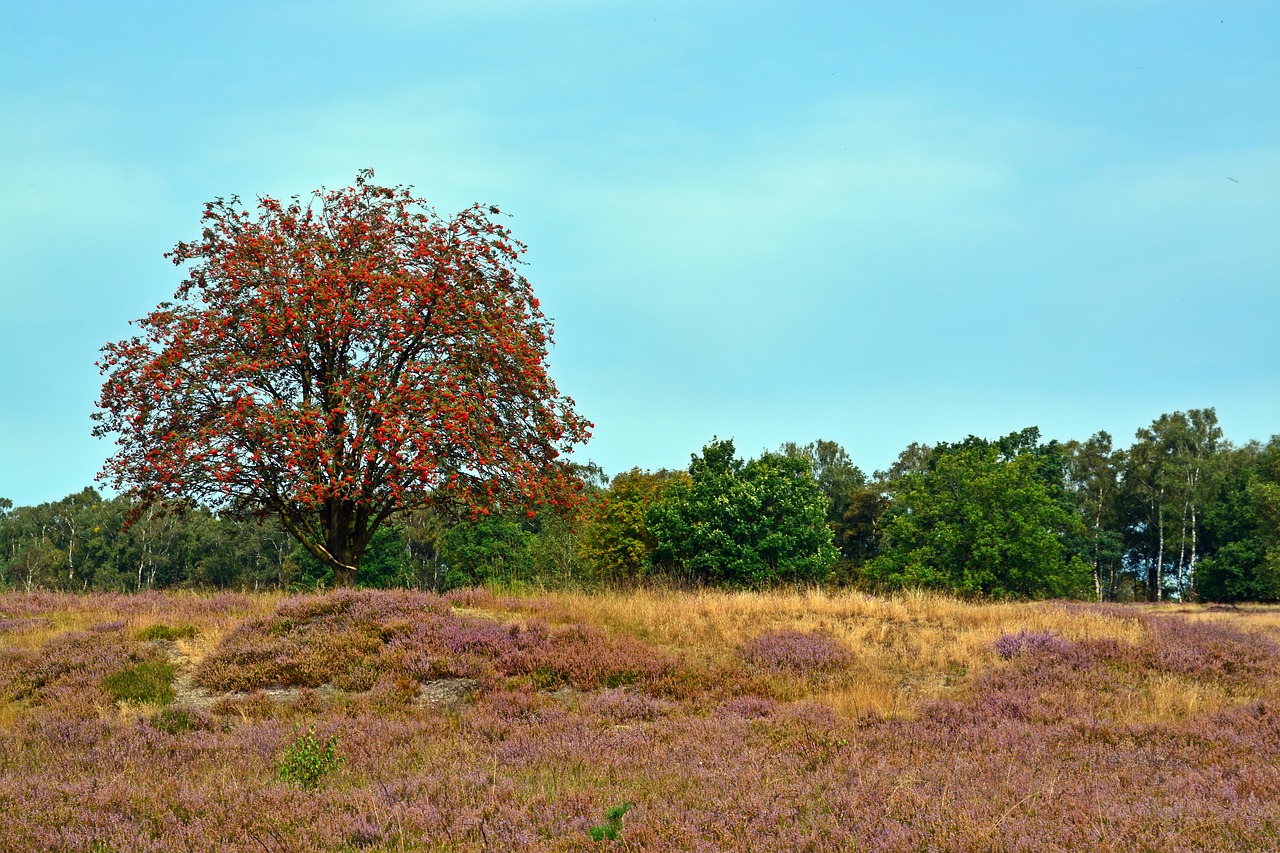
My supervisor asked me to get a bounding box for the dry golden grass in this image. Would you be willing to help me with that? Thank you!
[0,592,277,693]
[480,588,1276,719]
[5,587,1276,724]
[1126,672,1235,722]
[0,610,106,651]
[1171,602,1280,640]
[0,697,26,729]
[176,626,228,669]
[485,588,1106,715]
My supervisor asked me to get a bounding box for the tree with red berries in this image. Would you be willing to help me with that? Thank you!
[94,170,591,587]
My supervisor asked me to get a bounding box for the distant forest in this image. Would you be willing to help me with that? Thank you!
[2,408,1276,601]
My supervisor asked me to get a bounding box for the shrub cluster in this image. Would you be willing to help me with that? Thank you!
[137,623,199,642]
[992,627,1073,659]
[739,629,853,674]
[194,589,675,695]
[275,725,343,789]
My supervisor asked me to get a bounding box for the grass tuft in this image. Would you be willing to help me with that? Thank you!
[101,660,175,704]
[588,801,633,842]
[137,623,199,642]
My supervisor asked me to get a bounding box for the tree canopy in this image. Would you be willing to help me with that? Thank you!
[646,439,836,587]
[1196,437,1280,602]
[576,468,689,586]
[93,171,591,586]
[865,428,1090,598]
[7,413,1277,599]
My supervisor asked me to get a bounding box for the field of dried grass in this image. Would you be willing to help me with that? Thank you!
[1,587,1277,851]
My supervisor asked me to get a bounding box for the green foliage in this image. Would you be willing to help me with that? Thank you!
[577,468,689,584]
[276,725,343,789]
[1121,409,1224,601]
[283,509,559,593]
[588,801,633,842]
[137,623,198,641]
[102,660,176,704]
[781,440,885,566]
[0,489,294,592]
[865,429,1090,598]
[439,512,534,587]
[149,707,204,734]
[1197,437,1280,602]
[2,418,1277,603]
[647,438,837,587]
[1063,431,1125,599]
[286,525,414,590]
[524,509,589,588]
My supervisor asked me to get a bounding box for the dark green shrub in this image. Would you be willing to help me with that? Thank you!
[102,661,175,704]
[150,707,196,733]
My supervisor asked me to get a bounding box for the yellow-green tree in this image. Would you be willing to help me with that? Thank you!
[577,468,688,585]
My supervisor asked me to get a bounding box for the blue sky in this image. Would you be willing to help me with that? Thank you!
[2,1,1277,507]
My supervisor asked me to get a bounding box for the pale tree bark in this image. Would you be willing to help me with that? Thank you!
[1188,502,1199,601]
[1092,498,1104,601]
[1154,488,1164,602]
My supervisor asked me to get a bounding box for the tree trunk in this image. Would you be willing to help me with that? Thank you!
[333,561,357,588]
[1092,498,1103,602]
[324,528,358,588]
[1151,489,1165,602]
[1175,495,1189,600]
[1156,494,1164,601]
[67,522,76,586]
[137,529,148,592]
[1188,502,1199,601]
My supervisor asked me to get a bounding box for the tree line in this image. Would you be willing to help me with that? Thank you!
[68,174,1278,602]
[3,407,1275,601]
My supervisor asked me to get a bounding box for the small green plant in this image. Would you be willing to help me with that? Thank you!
[149,706,216,734]
[276,725,343,789]
[531,664,565,690]
[150,707,196,733]
[588,801,633,842]
[602,670,640,689]
[137,623,198,642]
[102,661,176,704]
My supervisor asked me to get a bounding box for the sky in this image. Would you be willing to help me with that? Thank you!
[1,1,1277,507]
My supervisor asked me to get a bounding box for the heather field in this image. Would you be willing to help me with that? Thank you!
[0,589,1277,852]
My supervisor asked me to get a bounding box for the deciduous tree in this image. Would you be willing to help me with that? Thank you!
[1198,437,1280,602]
[780,439,885,568]
[866,429,1089,598]
[577,468,690,585]
[1121,409,1222,600]
[647,439,836,587]
[1064,432,1125,600]
[94,171,591,586]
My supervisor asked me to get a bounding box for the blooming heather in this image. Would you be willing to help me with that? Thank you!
[0,590,1277,851]
[740,628,853,674]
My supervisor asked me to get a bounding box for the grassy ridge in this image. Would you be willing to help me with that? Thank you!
[0,589,1277,851]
